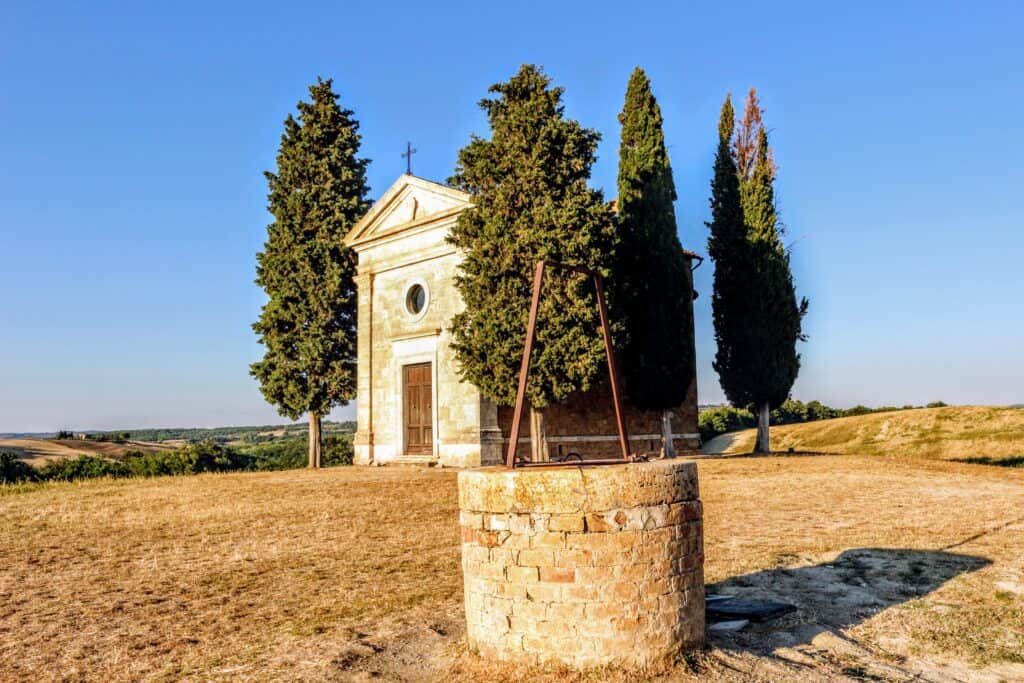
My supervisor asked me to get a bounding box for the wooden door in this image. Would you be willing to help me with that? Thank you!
[403,362,433,455]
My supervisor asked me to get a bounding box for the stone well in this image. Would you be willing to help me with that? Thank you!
[457,459,704,670]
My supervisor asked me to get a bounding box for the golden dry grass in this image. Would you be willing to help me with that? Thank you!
[0,438,172,464]
[714,406,1024,461]
[2,457,1023,682]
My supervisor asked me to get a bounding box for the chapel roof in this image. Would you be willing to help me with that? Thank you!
[344,174,472,250]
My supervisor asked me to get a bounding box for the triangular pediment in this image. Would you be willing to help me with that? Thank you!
[345,174,472,249]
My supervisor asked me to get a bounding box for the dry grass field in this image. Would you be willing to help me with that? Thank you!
[0,438,173,464]
[708,406,1024,462]
[2,455,1023,682]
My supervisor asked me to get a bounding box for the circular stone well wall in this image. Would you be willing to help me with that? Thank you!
[457,459,704,670]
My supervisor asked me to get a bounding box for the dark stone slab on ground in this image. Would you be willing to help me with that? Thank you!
[706,598,797,623]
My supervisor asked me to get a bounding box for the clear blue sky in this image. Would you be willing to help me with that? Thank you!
[1,1,1021,432]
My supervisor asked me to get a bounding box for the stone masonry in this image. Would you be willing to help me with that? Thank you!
[457,460,705,670]
[346,174,701,469]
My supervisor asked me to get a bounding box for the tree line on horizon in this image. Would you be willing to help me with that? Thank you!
[0,435,355,485]
[251,65,806,463]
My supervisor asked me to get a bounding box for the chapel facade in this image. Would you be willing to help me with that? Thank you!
[345,175,699,468]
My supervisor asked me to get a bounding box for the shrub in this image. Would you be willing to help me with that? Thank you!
[240,434,353,470]
[38,455,130,481]
[698,399,932,443]
[771,399,809,425]
[806,400,837,421]
[926,401,948,408]
[123,440,254,477]
[4,434,352,486]
[698,406,755,442]
[1,452,39,484]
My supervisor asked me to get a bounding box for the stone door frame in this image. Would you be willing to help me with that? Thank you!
[391,334,439,458]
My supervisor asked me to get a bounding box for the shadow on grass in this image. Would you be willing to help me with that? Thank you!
[696,450,833,460]
[707,547,991,657]
[953,455,1024,468]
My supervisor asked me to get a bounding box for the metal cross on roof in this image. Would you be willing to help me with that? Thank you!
[402,141,417,175]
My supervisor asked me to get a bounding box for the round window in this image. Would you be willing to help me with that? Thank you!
[405,283,427,316]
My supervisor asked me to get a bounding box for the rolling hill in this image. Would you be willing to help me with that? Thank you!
[0,438,174,464]
[704,405,1024,462]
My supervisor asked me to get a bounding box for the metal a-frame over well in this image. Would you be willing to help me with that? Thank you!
[505,260,639,468]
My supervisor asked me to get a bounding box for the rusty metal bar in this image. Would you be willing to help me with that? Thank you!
[505,261,546,468]
[594,275,631,461]
[505,260,632,468]
[513,458,633,468]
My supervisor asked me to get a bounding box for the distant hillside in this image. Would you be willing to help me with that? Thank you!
[1,421,356,445]
[708,406,1024,462]
[0,421,358,465]
[122,421,356,444]
[0,438,174,464]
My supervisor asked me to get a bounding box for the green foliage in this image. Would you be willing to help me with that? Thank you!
[447,65,617,408]
[38,455,130,481]
[698,406,755,442]
[115,421,355,444]
[706,96,748,403]
[706,92,808,415]
[770,399,809,424]
[251,77,370,424]
[1,452,39,484]
[614,67,695,410]
[927,401,949,408]
[1,435,354,486]
[698,400,937,443]
[86,432,129,443]
[122,440,255,476]
[55,430,73,440]
[842,405,873,417]
[239,434,353,470]
[806,400,838,421]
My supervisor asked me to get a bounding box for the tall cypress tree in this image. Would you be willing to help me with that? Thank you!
[251,78,370,468]
[615,67,695,455]
[707,91,807,453]
[447,65,616,460]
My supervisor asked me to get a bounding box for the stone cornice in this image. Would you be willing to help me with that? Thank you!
[345,174,472,249]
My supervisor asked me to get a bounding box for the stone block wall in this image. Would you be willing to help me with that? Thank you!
[457,460,704,670]
[497,378,700,461]
[352,212,490,468]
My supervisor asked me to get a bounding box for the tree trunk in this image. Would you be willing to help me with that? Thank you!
[308,413,322,468]
[529,405,549,462]
[756,402,770,454]
[661,410,676,457]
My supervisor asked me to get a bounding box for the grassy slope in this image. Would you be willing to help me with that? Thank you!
[717,406,1024,460]
[2,460,1023,681]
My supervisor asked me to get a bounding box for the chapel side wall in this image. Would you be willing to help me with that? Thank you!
[356,222,486,467]
[498,378,699,460]
[353,271,374,465]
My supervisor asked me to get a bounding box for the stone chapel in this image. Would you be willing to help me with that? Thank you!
[345,174,700,468]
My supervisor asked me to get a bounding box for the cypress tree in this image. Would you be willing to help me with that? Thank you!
[447,65,616,460]
[706,91,807,453]
[614,67,696,456]
[251,78,370,468]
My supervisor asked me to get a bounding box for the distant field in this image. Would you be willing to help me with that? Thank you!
[0,438,174,464]
[707,406,1024,462]
[0,421,358,467]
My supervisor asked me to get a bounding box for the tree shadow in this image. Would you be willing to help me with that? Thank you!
[696,449,833,460]
[706,547,991,657]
